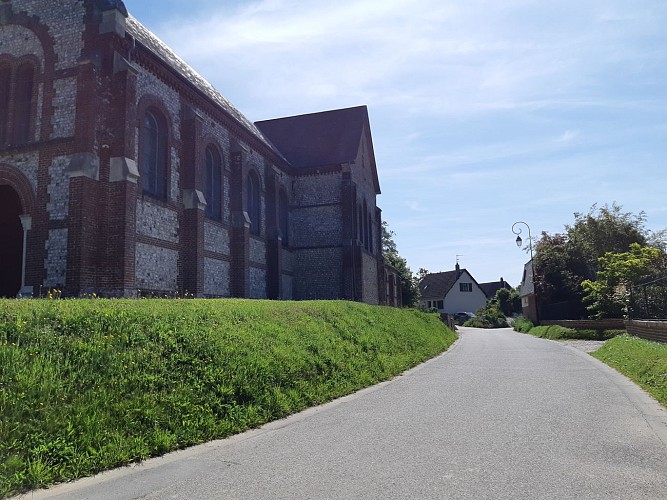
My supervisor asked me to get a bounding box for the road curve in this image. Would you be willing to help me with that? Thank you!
[21,327,667,500]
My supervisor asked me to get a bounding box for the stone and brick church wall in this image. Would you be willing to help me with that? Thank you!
[0,0,389,304]
[0,0,89,294]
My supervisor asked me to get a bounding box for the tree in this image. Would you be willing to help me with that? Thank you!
[534,203,651,319]
[582,243,667,318]
[495,287,522,316]
[382,221,420,307]
[533,232,588,315]
[567,203,647,275]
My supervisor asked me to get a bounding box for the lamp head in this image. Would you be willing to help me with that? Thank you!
[515,235,522,247]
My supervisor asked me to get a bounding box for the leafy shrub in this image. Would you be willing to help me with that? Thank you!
[528,325,577,339]
[462,316,492,328]
[564,329,625,340]
[513,317,534,333]
[463,303,508,328]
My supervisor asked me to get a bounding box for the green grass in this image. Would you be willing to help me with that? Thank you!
[593,335,667,407]
[512,317,534,333]
[0,299,455,497]
[513,320,624,341]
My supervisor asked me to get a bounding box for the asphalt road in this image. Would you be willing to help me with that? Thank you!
[22,327,667,500]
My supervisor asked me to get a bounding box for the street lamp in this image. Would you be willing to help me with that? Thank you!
[512,221,533,261]
[512,221,539,324]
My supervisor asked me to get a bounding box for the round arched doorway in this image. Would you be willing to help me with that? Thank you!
[0,185,24,297]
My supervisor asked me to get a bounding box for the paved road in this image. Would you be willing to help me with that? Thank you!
[23,328,667,500]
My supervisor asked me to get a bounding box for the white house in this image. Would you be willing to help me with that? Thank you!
[418,264,488,314]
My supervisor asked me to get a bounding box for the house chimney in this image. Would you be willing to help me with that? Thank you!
[455,262,461,278]
[500,277,504,287]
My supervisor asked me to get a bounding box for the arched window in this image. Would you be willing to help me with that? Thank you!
[0,63,10,145]
[247,171,260,236]
[367,213,374,254]
[279,189,289,247]
[205,145,222,220]
[357,203,363,244]
[13,64,34,145]
[362,200,368,251]
[141,109,167,198]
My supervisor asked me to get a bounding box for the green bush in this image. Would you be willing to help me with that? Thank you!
[563,329,625,340]
[0,299,456,497]
[513,317,534,333]
[527,325,577,339]
[515,321,624,340]
[463,304,508,328]
[462,316,492,328]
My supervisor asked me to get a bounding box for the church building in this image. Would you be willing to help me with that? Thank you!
[0,0,401,305]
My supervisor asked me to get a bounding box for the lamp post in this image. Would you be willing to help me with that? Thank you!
[512,221,539,324]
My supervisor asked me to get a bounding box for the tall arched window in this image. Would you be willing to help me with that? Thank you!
[141,109,167,198]
[279,189,289,247]
[362,200,368,251]
[367,213,374,254]
[247,171,260,236]
[205,145,222,220]
[13,64,34,145]
[357,203,363,244]
[0,63,10,145]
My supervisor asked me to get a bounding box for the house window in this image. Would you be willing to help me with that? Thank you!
[141,109,167,198]
[13,64,34,145]
[436,300,444,309]
[205,145,222,220]
[279,189,289,246]
[246,171,260,236]
[460,283,473,292]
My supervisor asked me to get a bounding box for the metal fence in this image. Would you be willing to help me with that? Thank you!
[628,277,667,320]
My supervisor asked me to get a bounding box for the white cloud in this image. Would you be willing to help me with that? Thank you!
[134,0,667,282]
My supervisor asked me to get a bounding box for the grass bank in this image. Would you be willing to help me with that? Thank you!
[512,318,624,340]
[0,299,455,497]
[592,335,667,408]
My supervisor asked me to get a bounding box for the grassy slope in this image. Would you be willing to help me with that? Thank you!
[592,335,667,408]
[516,323,624,341]
[0,299,455,497]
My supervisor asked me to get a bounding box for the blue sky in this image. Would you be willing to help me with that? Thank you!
[125,0,667,286]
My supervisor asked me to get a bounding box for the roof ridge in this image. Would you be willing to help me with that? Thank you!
[125,14,285,160]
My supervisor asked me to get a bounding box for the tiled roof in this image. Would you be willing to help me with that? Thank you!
[419,270,462,299]
[255,106,369,169]
[479,280,512,299]
[125,14,281,158]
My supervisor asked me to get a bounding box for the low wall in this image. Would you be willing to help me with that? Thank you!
[541,319,625,330]
[440,314,456,331]
[624,320,667,344]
